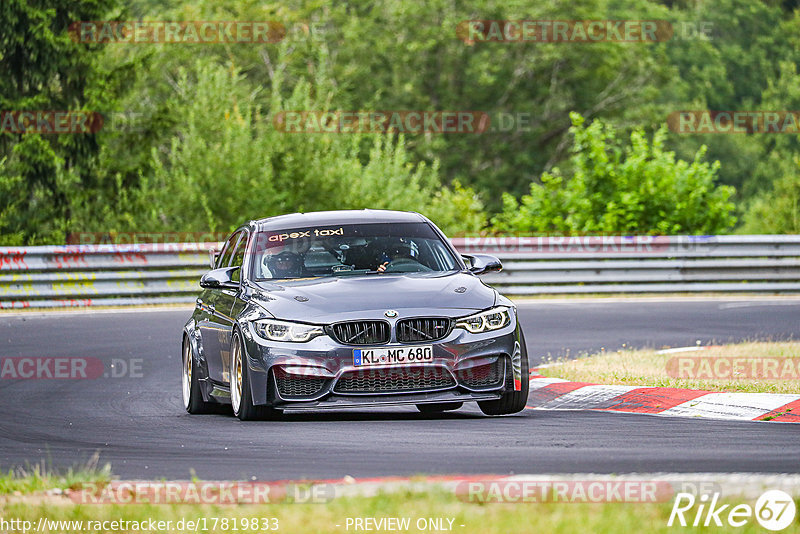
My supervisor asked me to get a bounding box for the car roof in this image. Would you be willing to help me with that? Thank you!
[252,209,429,232]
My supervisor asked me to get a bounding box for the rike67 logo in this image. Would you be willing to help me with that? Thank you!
[668,490,797,531]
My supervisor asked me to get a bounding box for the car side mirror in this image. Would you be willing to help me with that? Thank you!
[208,248,220,269]
[200,266,240,289]
[462,254,502,275]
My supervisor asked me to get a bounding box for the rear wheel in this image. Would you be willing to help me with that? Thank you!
[478,331,530,416]
[183,337,212,414]
[231,330,279,421]
[416,402,463,413]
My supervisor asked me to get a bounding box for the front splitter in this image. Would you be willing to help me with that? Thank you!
[279,390,502,410]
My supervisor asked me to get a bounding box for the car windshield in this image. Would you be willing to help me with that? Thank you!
[251,222,459,280]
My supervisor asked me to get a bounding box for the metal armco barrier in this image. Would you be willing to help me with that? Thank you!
[0,244,213,309]
[1,235,799,308]
[453,235,800,295]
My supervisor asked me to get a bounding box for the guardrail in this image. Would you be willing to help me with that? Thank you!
[456,235,800,295]
[1,235,799,308]
[0,244,212,309]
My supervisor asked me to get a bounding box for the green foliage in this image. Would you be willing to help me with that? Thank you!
[736,58,800,233]
[0,138,78,245]
[661,0,800,195]
[0,0,126,244]
[492,113,736,235]
[314,0,676,208]
[740,157,800,234]
[5,0,800,244]
[100,55,485,236]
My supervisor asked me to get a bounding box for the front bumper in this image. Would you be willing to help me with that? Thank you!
[239,317,522,408]
[275,390,503,411]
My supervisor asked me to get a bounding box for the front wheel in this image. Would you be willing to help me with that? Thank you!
[231,330,279,421]
[478,331,530,416]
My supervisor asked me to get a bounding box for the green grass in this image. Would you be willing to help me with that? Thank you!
[1,467,799,533]
[2,487,799,533]
[0,453,111,494]
[537,341,800,394]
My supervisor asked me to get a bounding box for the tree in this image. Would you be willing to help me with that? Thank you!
[0,0,125,244]
[491,113,736,235]
[313,0,678,209]
[102,53,487,236]
[663,0,800,197]
[740,157,800,234]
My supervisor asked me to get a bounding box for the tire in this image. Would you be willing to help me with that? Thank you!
[182,337,213,414]
[230,330,279,421]
[478,331,530,416]
[416,402,463,413]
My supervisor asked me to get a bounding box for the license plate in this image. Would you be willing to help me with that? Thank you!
[353,345,433,367]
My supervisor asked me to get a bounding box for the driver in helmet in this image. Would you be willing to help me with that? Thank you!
[377,240,417,273]
[268,250,304,279]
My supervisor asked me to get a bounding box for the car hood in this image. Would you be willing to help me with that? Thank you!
[248,271,497,322]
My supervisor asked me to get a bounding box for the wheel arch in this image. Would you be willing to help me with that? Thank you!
[183,320,212,402]
[232,323,270,406]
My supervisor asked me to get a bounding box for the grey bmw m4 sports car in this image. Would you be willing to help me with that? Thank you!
[182,209,529,420]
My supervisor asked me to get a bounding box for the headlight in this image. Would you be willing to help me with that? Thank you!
[455,306,512,334]
[253,319,324,343]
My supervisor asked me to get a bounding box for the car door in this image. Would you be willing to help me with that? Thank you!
[199,230,241,383]
[216,229,249,384]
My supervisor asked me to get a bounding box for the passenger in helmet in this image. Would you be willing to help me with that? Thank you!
[268,250,304,279]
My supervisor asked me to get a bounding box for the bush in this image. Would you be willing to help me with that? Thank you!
[491,113,736,235]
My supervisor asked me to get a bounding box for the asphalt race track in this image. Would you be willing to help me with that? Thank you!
[1,298,798,480]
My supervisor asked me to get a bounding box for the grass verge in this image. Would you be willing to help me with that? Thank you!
[0,453,111,495]
[537,341,800,394]
[2,486,799,533]
[2,466,799,533]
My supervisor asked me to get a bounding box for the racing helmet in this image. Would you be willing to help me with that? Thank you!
[267,250,303,278]
[385,239,418,261]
